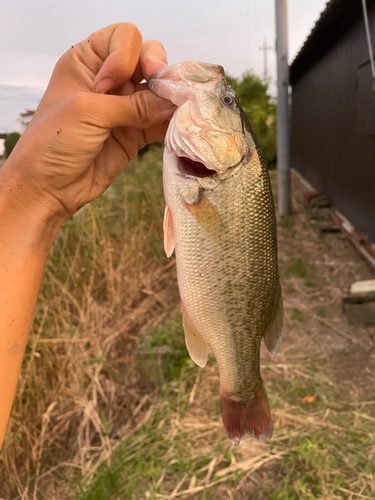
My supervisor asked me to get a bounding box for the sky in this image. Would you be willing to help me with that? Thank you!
[0,0,328,132]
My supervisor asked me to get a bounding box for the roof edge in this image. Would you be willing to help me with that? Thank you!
[290,0,363,84]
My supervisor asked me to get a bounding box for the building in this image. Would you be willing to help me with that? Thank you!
[0,134,6,157]
[290,0,375,243]
[17,109,35,134]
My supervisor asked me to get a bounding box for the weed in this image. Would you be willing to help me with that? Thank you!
[138,315,192,382]
[317,307,326,318]
[280,216,295,229]
[291,308,305,322]
[285,257,317,289]
[304,279,316,287]
[287,258,308,278]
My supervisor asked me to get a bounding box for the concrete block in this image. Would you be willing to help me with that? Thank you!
[343,286,375,324]
[350,279,375,298]
[344,301,375,325]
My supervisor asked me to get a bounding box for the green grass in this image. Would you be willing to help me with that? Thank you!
[291,307,305,323]
[284,284,296,294]
[287,258,309,279]
[280,215,296,229]
[285,257,317,288]
[317,307,326,318]
[138,315,192,381]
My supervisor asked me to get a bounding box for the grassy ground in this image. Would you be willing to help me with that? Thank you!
[1,147,375,499]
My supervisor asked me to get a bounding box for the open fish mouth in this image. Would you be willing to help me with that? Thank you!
[177,156,217,178]
[166,113,218,179]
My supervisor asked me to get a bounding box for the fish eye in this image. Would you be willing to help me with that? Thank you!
[222,94,235,106]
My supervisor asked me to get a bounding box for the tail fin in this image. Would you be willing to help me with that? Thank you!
[220,383,273,442]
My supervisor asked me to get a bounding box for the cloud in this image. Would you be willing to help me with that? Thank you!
[0,50,57,90]
[0,50,57,131]
[0,0,328,133]
[0,84,44,132]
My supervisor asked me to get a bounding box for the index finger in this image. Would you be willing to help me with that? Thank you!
[42,23,143,105]
[92,23,142,92]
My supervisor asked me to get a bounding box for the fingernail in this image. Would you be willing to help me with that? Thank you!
[156,96,175,110]
[149,56,168,69]
[94,77,115,94]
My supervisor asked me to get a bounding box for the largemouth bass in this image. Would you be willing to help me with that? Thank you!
[149,61,283,442]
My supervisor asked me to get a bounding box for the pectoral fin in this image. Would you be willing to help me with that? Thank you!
[181,302,209,368]
[163,205,175,258]
[263,286,284,356]
[184,194,222,237]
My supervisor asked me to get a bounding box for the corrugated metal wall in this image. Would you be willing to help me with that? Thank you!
[291,2,375,242]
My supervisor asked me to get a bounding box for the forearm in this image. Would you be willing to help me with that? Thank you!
[0,164,63,449]
[0,25,171,451]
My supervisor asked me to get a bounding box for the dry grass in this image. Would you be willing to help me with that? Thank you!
[0,147,179,499]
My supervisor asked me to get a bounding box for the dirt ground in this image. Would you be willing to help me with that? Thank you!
[273,170,375,394]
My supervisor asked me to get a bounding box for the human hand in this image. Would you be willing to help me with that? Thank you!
[2,23,175,221]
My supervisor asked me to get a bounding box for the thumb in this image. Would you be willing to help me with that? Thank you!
[87,89,175,130]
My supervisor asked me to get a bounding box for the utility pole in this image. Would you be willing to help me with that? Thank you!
[275,0,291,215]
[259,36,273,81]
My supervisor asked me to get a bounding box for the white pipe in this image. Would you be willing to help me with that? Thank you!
[275,0,291,215]
[361,0,375,80]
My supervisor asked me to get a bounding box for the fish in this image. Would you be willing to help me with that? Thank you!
[149,61,283,443]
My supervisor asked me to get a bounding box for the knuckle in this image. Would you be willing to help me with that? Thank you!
[131,92,150,126]
[124,22,142,40]
[69,92,92,115]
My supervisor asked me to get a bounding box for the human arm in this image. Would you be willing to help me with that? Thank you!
[0,22,175,448]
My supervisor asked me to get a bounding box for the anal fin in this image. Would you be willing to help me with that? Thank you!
[263,286,283,356]
[163,205,175,258]
[181,302,209,368]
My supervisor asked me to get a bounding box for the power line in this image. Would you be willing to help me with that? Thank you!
[259,36,273,81]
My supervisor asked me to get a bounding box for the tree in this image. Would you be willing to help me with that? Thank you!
[4,132,21,158]
[227,73,276,168]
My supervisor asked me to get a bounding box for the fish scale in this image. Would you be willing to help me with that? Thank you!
[149,61,283,442]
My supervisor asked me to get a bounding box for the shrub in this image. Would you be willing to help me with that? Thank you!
[4,132,21,158]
